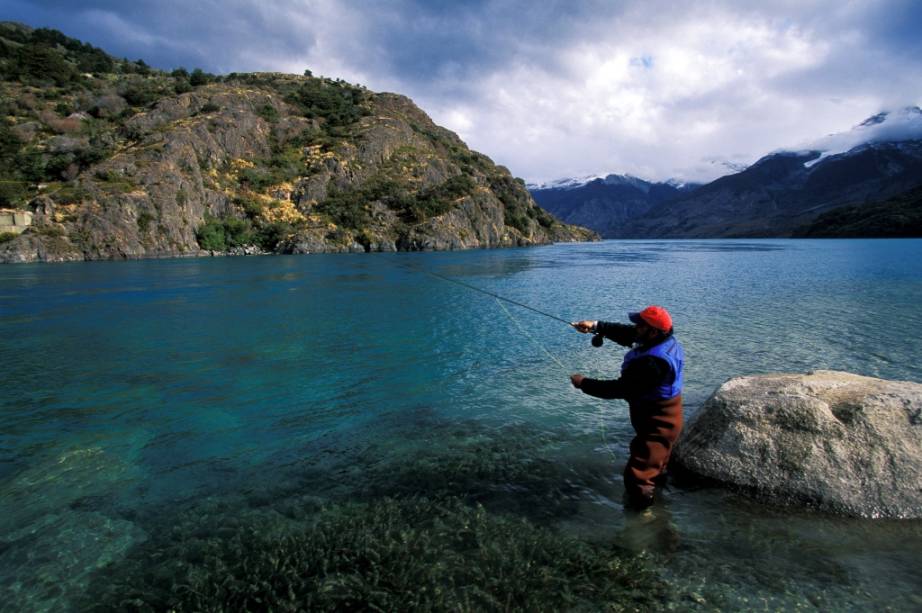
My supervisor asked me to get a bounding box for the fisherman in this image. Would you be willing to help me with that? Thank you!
[570,306,684,509]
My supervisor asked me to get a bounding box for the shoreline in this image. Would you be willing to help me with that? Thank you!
[0,236,598,265]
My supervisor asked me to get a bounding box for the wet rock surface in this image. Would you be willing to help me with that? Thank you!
[673,370,922,518]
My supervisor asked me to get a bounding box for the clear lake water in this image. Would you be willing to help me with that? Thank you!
[1,239,921,611]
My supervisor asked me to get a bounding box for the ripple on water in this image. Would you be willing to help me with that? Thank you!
[1,239,921,609]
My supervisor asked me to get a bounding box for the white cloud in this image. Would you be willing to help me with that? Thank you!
[407,6,852,183]
[19,0,920,184]
[390,3,920,183]
[799,106,922,166]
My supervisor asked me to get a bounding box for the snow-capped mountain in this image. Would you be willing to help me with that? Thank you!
[531,107,922,238]
[525,175,606,191]
[797,106,922,168]
[618,108,922,237]
[528,174,698,237]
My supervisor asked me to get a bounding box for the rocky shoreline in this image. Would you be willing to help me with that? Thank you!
[0,235,592,263]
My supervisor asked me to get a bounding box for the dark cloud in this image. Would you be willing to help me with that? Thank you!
[4,1,920,182]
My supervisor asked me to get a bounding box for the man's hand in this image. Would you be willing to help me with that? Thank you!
[571,320,597,334]
[570,373,585,388]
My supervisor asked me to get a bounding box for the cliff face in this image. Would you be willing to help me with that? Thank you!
[0,26,594,263]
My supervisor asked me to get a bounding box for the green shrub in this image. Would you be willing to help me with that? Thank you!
[237,147,305,191]
[383,175,475,223]
[267,146,303,180]
[238,167,274,192]
[137,211,155,232]
[190,68,213,87]
[234,195,265,219]
[257,103,279,123]
[533,206,557,229]
[195,217,228,250]
[408,175,475,221]
[50,183,90,204]
[11,42,79,85]
[195,215,254,251]
[121,82,164,107]
[255,220,294,250]
[285,79,367,127]
[29,27,117,74]
[0,181,30,207]
[0,231,17,243]
[317,187,373,228]
[31,224,66,237]
[490,174,535,234]
[316,173,475,229]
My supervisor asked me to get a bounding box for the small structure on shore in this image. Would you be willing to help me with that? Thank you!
[673,370,922,518]
[0,209,33,235]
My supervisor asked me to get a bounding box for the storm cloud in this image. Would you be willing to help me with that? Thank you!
[6,0,922,183]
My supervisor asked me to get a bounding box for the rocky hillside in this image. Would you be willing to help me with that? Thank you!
[0,23,595,263]
[794,184,922,237]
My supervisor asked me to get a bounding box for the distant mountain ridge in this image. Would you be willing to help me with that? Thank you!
[531,106,922,238]
[529,174,699,238]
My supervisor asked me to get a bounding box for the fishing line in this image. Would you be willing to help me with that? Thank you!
[399,261,573,326]
[399,261,621,464]
[491,297,621,465]
[494,297,569,373]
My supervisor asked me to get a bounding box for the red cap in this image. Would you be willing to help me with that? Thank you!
[628,305,673,332]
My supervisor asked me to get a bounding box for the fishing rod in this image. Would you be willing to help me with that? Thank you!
[400,262,611,345]
[400,260,622,463]
[399,262,575,327]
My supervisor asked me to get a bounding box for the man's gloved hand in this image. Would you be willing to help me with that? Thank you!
[570,373,585,388]
[572,320,597,334]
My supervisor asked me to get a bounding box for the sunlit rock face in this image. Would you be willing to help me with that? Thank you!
[674,370,922,518]
[0,70,595,263]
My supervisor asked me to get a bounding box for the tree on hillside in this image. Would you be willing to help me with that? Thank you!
[191,68,215,86]
[12,42,77,85]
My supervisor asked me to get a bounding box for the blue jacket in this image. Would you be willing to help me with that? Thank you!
[621,335,684,401]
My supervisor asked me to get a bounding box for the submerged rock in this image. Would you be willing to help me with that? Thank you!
[0,511,146,611]
[0,446,139,534]
[673,370,922,518]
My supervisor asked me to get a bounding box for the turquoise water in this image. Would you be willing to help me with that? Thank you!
[1,239,921,610]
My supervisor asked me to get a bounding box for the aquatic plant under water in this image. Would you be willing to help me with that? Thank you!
[82,496,666,612]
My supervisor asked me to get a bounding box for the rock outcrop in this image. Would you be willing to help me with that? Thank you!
[0,25,596,263]
[673,370,922,518]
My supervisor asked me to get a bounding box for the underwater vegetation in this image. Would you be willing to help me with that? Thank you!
[77,421,671,611]
[340,423,616,523]
[82,496,666,612]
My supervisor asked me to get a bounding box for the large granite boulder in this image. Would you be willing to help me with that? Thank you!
[673,370,922,518]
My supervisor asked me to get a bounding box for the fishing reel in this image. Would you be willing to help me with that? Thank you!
[591,333,605,348]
